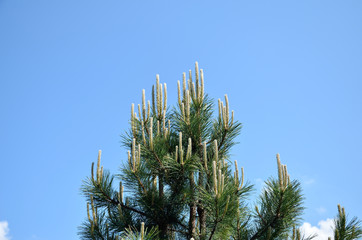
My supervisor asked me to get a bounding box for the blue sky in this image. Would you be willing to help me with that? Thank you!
[1,1,361,239]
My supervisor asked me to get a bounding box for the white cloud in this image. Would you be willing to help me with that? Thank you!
[301,176,315,185]
[0,221,10,240]
[255,178,266,190]
[304,178,315,185]
[300,218,334,240]
[316,206,327,215]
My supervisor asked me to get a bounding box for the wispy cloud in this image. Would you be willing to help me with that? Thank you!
[0,221,10,240]
[304,178,315,185]
[301,176,316,185]
[300,218,334,240]
[316,206,327,215]
[255,178,266,190]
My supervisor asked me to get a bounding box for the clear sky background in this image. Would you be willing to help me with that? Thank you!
[1,1,362,240]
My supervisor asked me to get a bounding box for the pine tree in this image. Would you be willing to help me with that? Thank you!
[331,205,362,240]
[79,62,359,240]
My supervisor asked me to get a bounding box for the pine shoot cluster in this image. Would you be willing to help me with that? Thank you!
[79,62,361,240]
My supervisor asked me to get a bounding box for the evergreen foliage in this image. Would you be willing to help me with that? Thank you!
[79,62,361,240]
[332,205,362,240]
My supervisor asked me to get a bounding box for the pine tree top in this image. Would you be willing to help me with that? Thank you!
[79,62,361,240]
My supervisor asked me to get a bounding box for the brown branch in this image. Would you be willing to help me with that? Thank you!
[250,191,285,240]
[208,197,220,240]
[120,202,151,218]
[189,172,197,238]
[150,148,164,167]
[94,179,190,233]
[134,172,147,194]
[208,219,221,240]
[92,180,152,219]
[167,227,188,235]
[256,206,267,225]
[159,176,164,198]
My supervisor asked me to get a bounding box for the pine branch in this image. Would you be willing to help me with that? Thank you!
[78,62,333,240]
[250,191,284,240]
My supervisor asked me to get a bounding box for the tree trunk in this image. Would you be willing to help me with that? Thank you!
[189,172,196,238]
